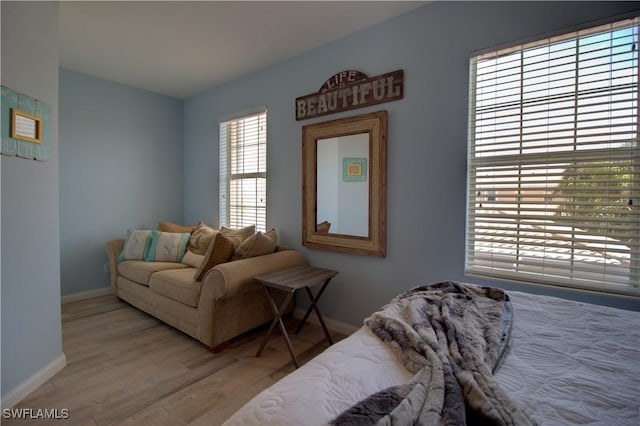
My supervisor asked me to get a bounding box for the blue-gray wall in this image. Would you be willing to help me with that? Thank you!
[184,1,640,326]
[1,1,63,402]
[59,69,184,296]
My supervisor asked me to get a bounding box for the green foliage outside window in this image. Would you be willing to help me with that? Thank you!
[553,162,635,244]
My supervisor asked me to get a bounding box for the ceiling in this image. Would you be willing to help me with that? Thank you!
[59,1,426,99]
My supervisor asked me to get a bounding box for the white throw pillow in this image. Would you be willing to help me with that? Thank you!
[181,250,205,268]
[118,229,153,261]
[145,231,190,262]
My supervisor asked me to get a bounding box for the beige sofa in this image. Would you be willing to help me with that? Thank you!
[105,239,308,349]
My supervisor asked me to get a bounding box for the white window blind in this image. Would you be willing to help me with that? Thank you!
[466,17,640,296]
[219,110,267,232]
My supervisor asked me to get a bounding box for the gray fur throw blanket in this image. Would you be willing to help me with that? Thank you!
[331,281,536,426]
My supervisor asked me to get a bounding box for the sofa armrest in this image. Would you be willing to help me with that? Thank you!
[105,239,124,293]
[200,250,308,301]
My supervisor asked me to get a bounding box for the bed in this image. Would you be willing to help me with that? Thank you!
[224,283,640,425]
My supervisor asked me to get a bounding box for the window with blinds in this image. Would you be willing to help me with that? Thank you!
[466,17,640,296]
[219,110,267,232]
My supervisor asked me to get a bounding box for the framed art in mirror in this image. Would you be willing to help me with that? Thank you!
[302,110,387,257]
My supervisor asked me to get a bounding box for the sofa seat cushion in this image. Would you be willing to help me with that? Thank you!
[149,268,202,308]
[118,260,188,286]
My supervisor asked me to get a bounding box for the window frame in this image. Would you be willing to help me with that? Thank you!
[465,16,640,297]
[219,108,268,232]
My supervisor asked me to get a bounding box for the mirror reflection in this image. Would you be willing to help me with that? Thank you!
[302,110,387,257]
[316,133,369,237]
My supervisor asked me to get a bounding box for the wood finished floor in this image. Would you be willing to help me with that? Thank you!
[4,294,347,426]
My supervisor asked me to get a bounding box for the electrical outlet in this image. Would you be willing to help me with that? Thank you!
[104,263,110,273]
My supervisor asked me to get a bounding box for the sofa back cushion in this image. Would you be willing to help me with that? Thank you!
[157,221,197,234]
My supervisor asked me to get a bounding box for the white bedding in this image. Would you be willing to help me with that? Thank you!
[224,291,640,426]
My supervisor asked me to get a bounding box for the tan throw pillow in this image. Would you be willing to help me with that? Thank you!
[194,233,235,281]
[232,231,277,261]
[220,225,256,249]
[264,228,278,245]
[182,250,204,268]
[189,224,219,255]
[157,221,197,234]
[316,221,331,233]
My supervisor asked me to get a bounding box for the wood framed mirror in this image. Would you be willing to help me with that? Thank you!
[302,110,387,257]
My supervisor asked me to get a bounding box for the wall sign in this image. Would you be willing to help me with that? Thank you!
[1,86,51,161]
[296,69,403,121]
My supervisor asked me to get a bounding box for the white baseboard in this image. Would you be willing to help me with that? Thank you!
[61,287,112,304]
[1,353,67,409]
[293,308,359,336]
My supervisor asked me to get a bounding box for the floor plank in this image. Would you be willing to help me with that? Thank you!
[3,295,346,426]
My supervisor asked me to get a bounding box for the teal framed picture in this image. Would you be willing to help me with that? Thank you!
[1,86,51,161]
[342,157,367,182]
